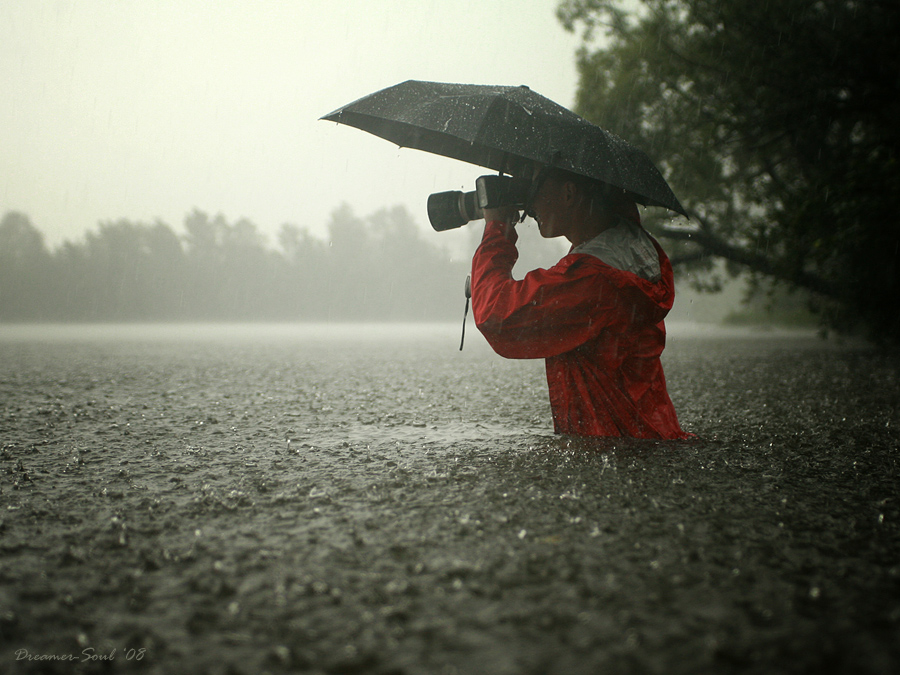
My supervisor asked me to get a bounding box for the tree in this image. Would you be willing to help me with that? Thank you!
[323,204,373,319]
[0,211,52,319]
[182,210,291,319]
[557,0,900,341]
[367,205,469,320]
[67,219,187,320]
[277,222,329,318]
[0,206,475,323]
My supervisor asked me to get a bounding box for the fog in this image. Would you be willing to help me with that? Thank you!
[2,0,748,326]
[0,205,576,323]
[1,203,745,325]
[1,1,584,249]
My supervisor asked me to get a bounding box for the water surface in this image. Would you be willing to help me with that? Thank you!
[1,323,897,674]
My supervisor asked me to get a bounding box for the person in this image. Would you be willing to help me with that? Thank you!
[471,165,690,439]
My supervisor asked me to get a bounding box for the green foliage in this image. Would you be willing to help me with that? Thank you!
[0,207,468,322]
[558,0,900,341]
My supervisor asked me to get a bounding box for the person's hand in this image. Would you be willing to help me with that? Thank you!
[483,206,520,243]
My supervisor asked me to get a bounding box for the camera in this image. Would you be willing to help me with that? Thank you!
[427,175,532,231]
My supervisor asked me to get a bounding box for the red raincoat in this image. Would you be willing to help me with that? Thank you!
[471,215,689,439]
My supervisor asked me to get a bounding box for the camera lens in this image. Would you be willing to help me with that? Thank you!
[427,191,480,231]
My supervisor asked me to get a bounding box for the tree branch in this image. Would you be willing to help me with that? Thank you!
[668,250,712,267]
[660,214,839,299]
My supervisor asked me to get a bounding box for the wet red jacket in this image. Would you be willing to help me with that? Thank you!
[472,218,689,439]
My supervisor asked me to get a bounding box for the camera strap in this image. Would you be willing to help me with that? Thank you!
[459,274,471,351]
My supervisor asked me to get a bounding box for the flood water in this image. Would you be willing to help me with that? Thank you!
[1,323,898,674]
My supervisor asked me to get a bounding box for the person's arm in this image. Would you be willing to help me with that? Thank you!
[471,221,619,359]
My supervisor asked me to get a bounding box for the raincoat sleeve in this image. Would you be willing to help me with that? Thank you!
[471,221,622,359]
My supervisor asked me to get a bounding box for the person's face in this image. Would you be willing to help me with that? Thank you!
[529,167,571,240]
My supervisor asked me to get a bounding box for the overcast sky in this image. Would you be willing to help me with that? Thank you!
[1,0,591,249]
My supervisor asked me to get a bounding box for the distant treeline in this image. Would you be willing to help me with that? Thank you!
[0,206,473,322]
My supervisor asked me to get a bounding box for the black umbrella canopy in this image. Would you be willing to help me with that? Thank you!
[322,80,687,217]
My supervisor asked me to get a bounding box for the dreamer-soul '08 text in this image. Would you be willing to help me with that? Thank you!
[15,647,147,662]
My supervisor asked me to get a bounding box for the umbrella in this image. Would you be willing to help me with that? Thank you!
[321,80,687,217]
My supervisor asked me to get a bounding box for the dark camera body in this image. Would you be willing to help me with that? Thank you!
[427,175,532,231]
